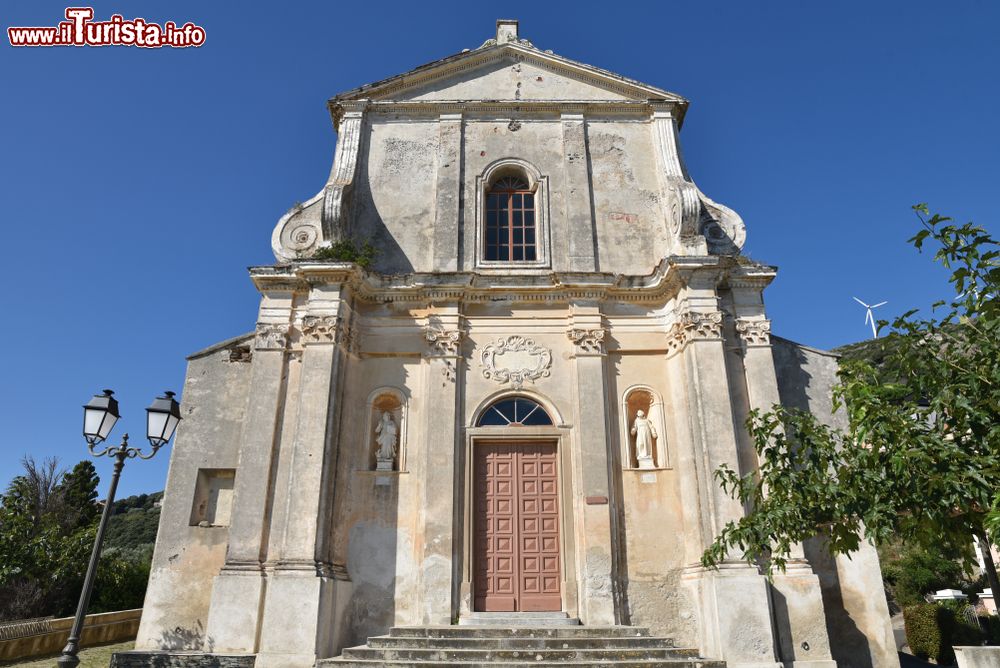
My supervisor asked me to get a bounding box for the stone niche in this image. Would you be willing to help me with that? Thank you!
[189,468,236,527]
[621,387,668,470]
[367,388,406,472]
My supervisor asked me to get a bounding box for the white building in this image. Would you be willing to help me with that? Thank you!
[124,20,898,668]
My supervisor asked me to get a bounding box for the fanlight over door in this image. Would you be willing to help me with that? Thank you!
[477,397,553,427]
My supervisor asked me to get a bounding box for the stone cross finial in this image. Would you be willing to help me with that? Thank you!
[496,19,519,43]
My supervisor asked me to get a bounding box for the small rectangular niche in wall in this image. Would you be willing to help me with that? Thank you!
[189,468,235,527]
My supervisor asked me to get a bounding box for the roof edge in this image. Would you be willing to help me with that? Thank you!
[327,41,688,122]
[187,332,254,360]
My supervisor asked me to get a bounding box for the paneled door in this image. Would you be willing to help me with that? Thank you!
[473,443,561,612]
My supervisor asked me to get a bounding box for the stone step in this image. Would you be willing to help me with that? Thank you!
[465,612,572,618]
[388,625,652,638]
[368,635,680,650]
[323,625,722,667]
[460,612,578,626]
[340,646,699,661]
[322,661,725,667]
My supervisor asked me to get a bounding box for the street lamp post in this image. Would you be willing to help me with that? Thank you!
[56,389,181,668]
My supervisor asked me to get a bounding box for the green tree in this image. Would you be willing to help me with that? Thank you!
[702,205,1000,603]
[880,540,969,609]
[53,460,100,532]
[0,459,165,621]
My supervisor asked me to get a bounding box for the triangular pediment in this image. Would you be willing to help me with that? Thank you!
[332,42,686,106]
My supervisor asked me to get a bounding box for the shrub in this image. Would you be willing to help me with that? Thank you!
[905,604,944,662]
[310,239,379,269]
[983,615,1000,644]
[905,602,988,664]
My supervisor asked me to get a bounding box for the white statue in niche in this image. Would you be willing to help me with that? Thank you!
[631,409,657,470]
[374,411,398,471]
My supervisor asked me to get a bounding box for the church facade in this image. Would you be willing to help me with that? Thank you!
[135,20,898,668]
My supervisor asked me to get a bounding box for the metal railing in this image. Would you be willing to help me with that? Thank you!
[0,616,54,641]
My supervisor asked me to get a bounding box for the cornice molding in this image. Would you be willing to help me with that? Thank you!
[363,99,663,118]
[249,256,764,306]
[329,43,687,120]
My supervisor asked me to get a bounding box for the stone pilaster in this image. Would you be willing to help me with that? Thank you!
[566,308,618,624]
[205,293,293,654]
[433,113,463,271]
[419,316,464,623]
[733,283,836,668]
[255,289,352,668]
[671,276,781,668]
[561,111,597,271]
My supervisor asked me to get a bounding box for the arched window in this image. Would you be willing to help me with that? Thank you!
[485,176,536,262]
[477,397,553,427]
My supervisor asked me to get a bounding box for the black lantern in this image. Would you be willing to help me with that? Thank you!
[82,389,120,445]
[146,391,182,448]
[61,388,179,668]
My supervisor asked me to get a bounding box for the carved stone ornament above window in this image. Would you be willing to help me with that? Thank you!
[480,335,552,390]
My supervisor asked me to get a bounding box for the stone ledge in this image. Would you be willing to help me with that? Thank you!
[110,651,256,668]
[955,646,1000,668]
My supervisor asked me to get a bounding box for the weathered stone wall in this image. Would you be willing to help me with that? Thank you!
[772,337,900,668]
[608,349,698,645]
[354,119,438,273]
[347,112,675,275]
[329,353,424,647]
[136,336,253,652]
[588,121,672,273]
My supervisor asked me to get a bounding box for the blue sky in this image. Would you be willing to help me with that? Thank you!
[1,1,997,496]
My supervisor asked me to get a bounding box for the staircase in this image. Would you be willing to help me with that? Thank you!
[320,620,725,667]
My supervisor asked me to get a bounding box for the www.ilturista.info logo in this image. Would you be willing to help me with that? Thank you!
[8,7,205,48]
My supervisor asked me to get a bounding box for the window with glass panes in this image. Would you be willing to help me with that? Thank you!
[485,177,536,262]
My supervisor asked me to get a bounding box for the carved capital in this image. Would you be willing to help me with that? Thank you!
[253,324,288,351]
[684,311,724,340]
[735,319,771,347]
[300,315,341,344]
[425,328,464,382]
[666,311,724,356]
[566,328,606,356]
[425,328,463,357]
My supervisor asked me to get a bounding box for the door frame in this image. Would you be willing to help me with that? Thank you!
[459,425,578,619]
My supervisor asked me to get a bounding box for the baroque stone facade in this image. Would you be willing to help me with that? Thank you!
[133,20,898,668]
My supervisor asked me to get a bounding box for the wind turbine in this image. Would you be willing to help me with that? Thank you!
[853,297,887,338]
